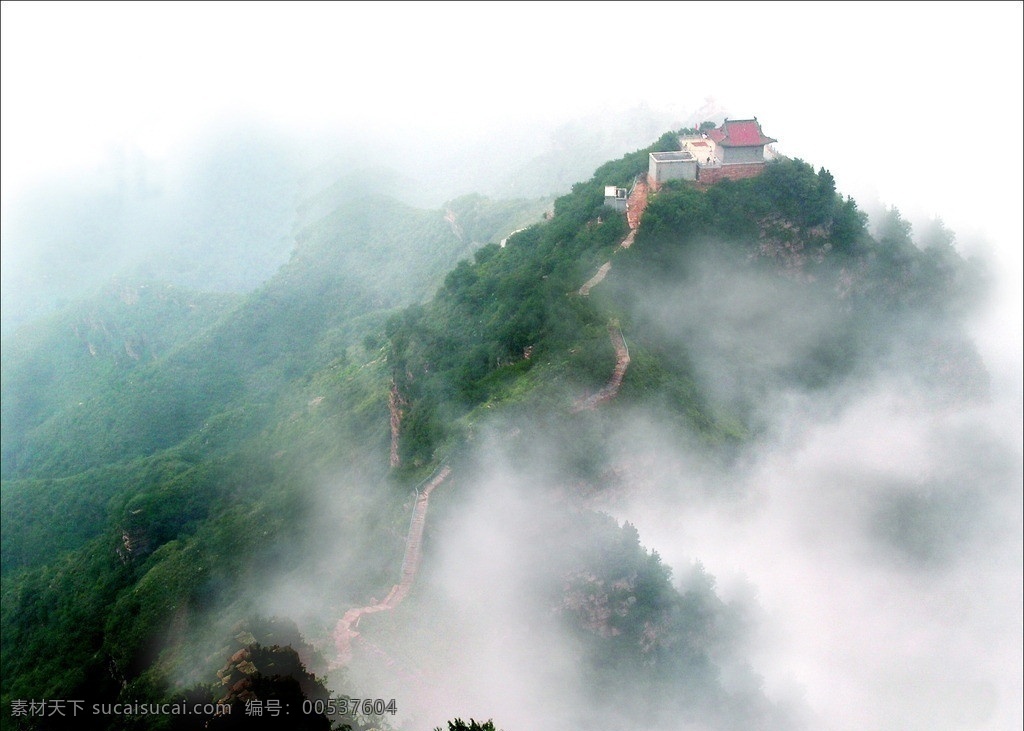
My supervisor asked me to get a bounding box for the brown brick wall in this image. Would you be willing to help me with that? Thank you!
[697,163,766,185]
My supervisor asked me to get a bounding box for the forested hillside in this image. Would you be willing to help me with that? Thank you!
[0,132,990,731]
[0,187,547,727]
[386,152,983,474]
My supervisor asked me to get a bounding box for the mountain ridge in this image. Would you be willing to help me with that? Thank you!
[0,131,990,730]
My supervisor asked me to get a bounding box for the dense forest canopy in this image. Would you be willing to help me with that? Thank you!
[0,128,1004,731]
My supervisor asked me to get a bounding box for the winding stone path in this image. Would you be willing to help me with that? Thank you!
[332,465,451,666]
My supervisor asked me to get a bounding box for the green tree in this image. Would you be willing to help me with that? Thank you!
[875,205,913,247]
[434,720,498,731]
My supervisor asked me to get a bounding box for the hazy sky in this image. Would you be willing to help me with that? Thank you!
[3,2,1021,221]
[4,0,1020,383]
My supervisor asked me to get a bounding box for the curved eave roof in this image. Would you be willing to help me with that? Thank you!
[713,119,777,147]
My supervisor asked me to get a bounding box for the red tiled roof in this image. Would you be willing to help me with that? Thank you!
[713,119,776,147]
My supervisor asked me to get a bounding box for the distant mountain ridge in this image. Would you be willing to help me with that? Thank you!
[2,104,696,338]
[0,129,988,730]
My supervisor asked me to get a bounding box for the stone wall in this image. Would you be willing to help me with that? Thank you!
[697,162,766,185]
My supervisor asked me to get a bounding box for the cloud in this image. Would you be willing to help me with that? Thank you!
[602,363,1022,730]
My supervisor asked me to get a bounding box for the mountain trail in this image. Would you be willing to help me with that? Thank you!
[500,226,528,248]
[571,324,631,412]
[334,172,646,668]
[331,465,451,667]
[578,262,612,296]
[577,175,650,296]
[624,175,649,239]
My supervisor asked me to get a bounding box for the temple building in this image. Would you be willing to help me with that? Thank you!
[705,118,777,164]
[649,117,778,188]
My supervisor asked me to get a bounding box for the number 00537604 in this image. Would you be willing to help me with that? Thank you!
[302,698,398,716]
